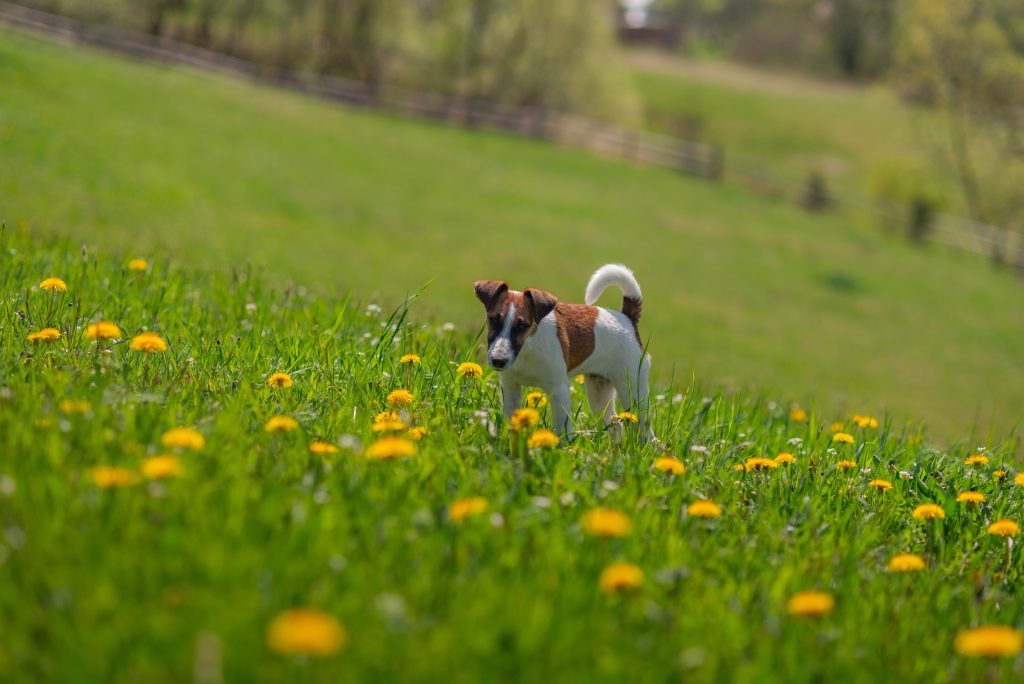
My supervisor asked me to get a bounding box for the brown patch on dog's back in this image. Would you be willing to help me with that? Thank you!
[622,296,643,346]
[554,304,598,372]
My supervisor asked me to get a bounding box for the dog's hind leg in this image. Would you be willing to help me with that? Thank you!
[584,375,616,427]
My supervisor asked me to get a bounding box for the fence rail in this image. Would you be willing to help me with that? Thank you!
[1,0,1022,271]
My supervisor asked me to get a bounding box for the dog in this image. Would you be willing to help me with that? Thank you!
[474,264,654,442]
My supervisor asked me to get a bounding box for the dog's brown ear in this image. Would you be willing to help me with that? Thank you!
[524,288,558,323]
[474,280,508,310]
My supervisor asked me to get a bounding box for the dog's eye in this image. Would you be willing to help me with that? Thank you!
[513,319,529,332]
[488,314,501,327]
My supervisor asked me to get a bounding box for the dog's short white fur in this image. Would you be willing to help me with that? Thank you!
[477,264,654,441]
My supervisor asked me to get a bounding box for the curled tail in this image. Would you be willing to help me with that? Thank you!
[584,264,643,325]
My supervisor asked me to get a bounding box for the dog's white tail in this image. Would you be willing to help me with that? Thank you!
[585,264,643,324]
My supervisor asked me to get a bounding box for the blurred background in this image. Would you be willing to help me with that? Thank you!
[2,0,1022,441]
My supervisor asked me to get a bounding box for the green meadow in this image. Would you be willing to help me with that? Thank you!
[2,227,1023,682]
[1,29,1023,442]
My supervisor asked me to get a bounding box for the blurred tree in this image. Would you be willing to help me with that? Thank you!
[898,0,1024,259]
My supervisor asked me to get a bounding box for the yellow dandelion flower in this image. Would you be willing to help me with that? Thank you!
[774,452,796,465]
[615,411,639,423]
[374,410,402,424]
[575,374,585,384]
[407,426,427,441]
[993,470,1006,480]
[987,519,1020,537]
[448,497,488,523]
[837,460,858,470]
[510,408,540,433]
[161,427,205,450]
[965,454,989,467]
[372,419,407,433]
[141,455,182,479]
[868,479,893,491]
[912,504,946,520]
[58,399,92,414]
[954,625,1023,658]
[830,422,845,432]
[128,258,148,271]
[599,563,644,594]
[129,331,167,353]
[267,372,293,389]
[39,277,68,292]
[1015,473,1024,487]
[687,500,722,518]
[265,415,299,433]
[887,553,926,573]
[89,466,139,488]
[832,432,854,444]
[309,441,339,455]
[387,389,415,407]
[790,407,808,422]
[582,508,632,537]
[745,457,779,472]
[956,491,985,504]
[85,321,123,340]
[786,591,834,617]
[527,429,559,449]
[456,362,483,379]
[27,327,61,343]
[266,609,346,657]
[399,353,421,365]
[365,436,415,459]
[653,457,685,475]
[733,464,745,472]
[852,415,878,429]
[525,391,548,409]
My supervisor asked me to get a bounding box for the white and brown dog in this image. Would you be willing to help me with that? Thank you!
[474,264,654,441]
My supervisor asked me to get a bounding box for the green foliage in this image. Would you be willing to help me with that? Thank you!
[896,0,1024,236]
[2,228,1023,682]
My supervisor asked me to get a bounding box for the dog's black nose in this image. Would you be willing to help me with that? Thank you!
[491,357,507,369]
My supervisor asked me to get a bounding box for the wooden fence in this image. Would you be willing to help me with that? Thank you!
[0,1,723,180]
[2,0,1022,271]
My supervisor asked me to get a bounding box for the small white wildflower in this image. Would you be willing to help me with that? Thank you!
[690,445,709,454]
[366,303,382,314]
[245,302,257,314]
[767,401,778,411]
[827,448,837,455]
[602,480,620,491]
[787,437,803,446]
[655,394,666,403]
[898,471,913,480]
[441,322,456,332]
[0,475,14,497]
[672,393,684,404]
[560,491,576,506]
[490,512,505,528]
[532,496,552,509]
[327,555,347,572]
[339,434,361,451]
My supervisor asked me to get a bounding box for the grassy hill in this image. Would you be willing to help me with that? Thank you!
[2,230,1022,682]
[629,51,955,208]
[1,29,1022,442]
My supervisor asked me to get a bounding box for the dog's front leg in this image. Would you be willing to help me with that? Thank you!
[548,383,574,440]
[500,375,522,420]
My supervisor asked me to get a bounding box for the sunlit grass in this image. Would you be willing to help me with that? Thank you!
[1,230,1021,682]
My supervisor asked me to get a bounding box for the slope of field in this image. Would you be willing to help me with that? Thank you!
[629,51,950,203]
[2,231,1022,682]
[1,29,1022,442]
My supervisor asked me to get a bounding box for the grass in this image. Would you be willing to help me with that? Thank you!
[2,228,1023,682]
[2,29,1024,442]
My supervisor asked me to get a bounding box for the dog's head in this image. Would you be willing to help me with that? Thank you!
[474,280,558,371]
